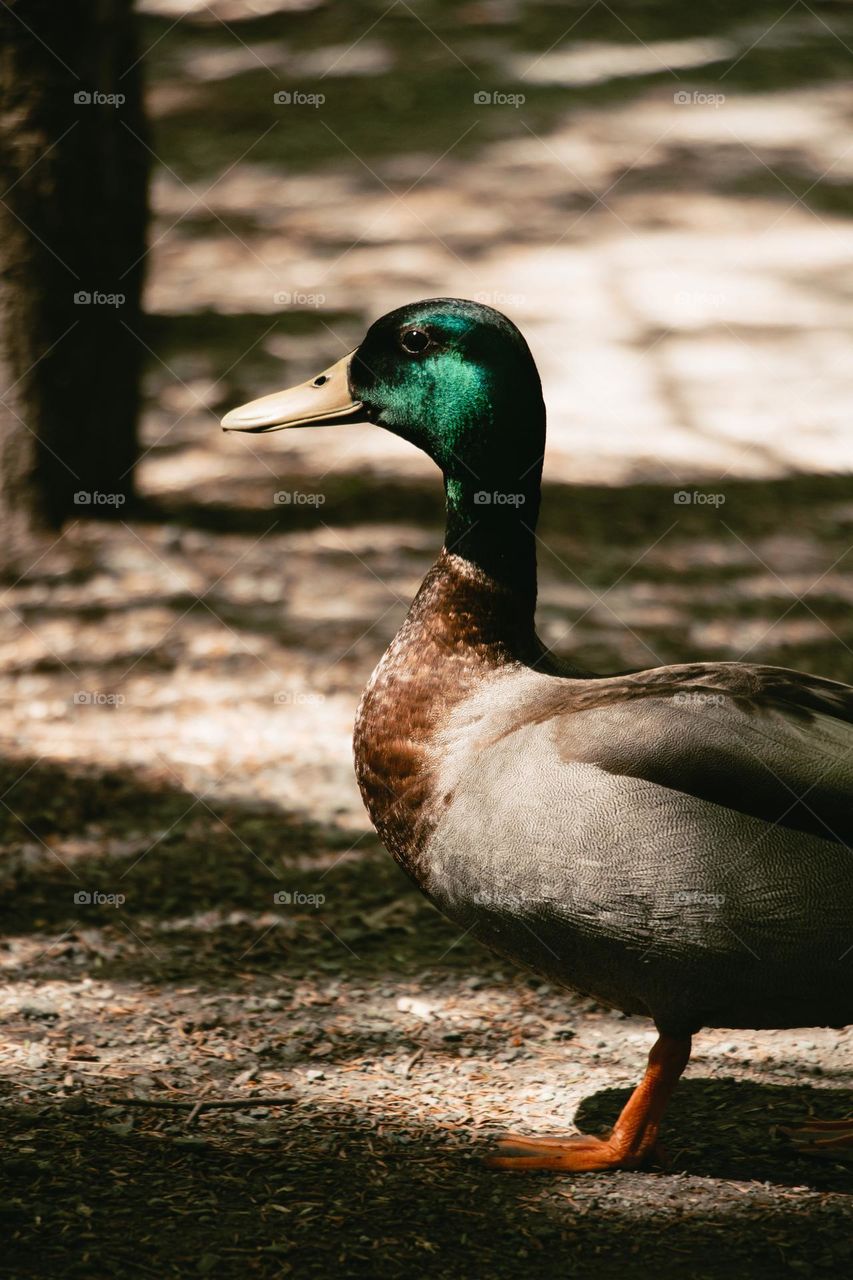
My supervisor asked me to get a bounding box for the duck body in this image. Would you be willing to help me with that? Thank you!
[354,549,853,1038]
[224,297,853,1169]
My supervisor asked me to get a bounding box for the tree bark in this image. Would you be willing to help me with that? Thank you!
[0,0,148,571]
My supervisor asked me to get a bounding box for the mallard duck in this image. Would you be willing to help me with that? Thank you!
[223,299,853,1171]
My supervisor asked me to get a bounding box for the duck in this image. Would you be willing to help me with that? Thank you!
[222,298,853,1171]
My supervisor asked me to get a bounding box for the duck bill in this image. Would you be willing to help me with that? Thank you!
[221,351,363,433]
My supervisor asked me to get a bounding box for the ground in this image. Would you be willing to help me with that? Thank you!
[3,2,853,1276]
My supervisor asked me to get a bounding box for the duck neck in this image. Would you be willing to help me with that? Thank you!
[442,469,541,634]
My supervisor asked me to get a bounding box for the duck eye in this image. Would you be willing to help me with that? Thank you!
[400,328,431,355]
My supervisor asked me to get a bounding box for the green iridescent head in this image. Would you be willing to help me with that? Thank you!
[222,297,546,493]
[222,298,546,587]
[350,299,545,489]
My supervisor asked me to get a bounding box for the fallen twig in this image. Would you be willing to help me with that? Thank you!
[403,1047,425,1078]
[111,1095,295,1117]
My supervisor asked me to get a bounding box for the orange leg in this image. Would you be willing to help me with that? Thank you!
[488,1031,691,1173]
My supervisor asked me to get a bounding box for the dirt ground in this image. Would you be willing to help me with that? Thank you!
[3,3,853,1277]
[3,472,852,1278]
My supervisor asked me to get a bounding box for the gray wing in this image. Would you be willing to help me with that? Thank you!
[423,663,853,1030]
[551,668,853,846]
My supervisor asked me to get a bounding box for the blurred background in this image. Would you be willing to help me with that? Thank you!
[2,3,853,1276]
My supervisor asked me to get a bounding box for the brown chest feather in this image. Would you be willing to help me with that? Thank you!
[353,551,534,877]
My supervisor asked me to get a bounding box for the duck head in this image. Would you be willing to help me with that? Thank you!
[222,298,546,590]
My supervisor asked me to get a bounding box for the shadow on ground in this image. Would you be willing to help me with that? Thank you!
[135,465,853,682]
[2,1078,853,1280]
[0,754,467,986]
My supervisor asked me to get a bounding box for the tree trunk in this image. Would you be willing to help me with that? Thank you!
[0,0,148,571]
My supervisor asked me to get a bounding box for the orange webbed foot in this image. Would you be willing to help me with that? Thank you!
[486,1031,691,1175]
[487,1130,665,1172]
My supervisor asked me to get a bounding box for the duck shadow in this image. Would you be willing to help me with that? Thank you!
[577,1076,853,1191]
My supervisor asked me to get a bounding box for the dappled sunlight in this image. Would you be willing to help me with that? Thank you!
[4,2,853,1275]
